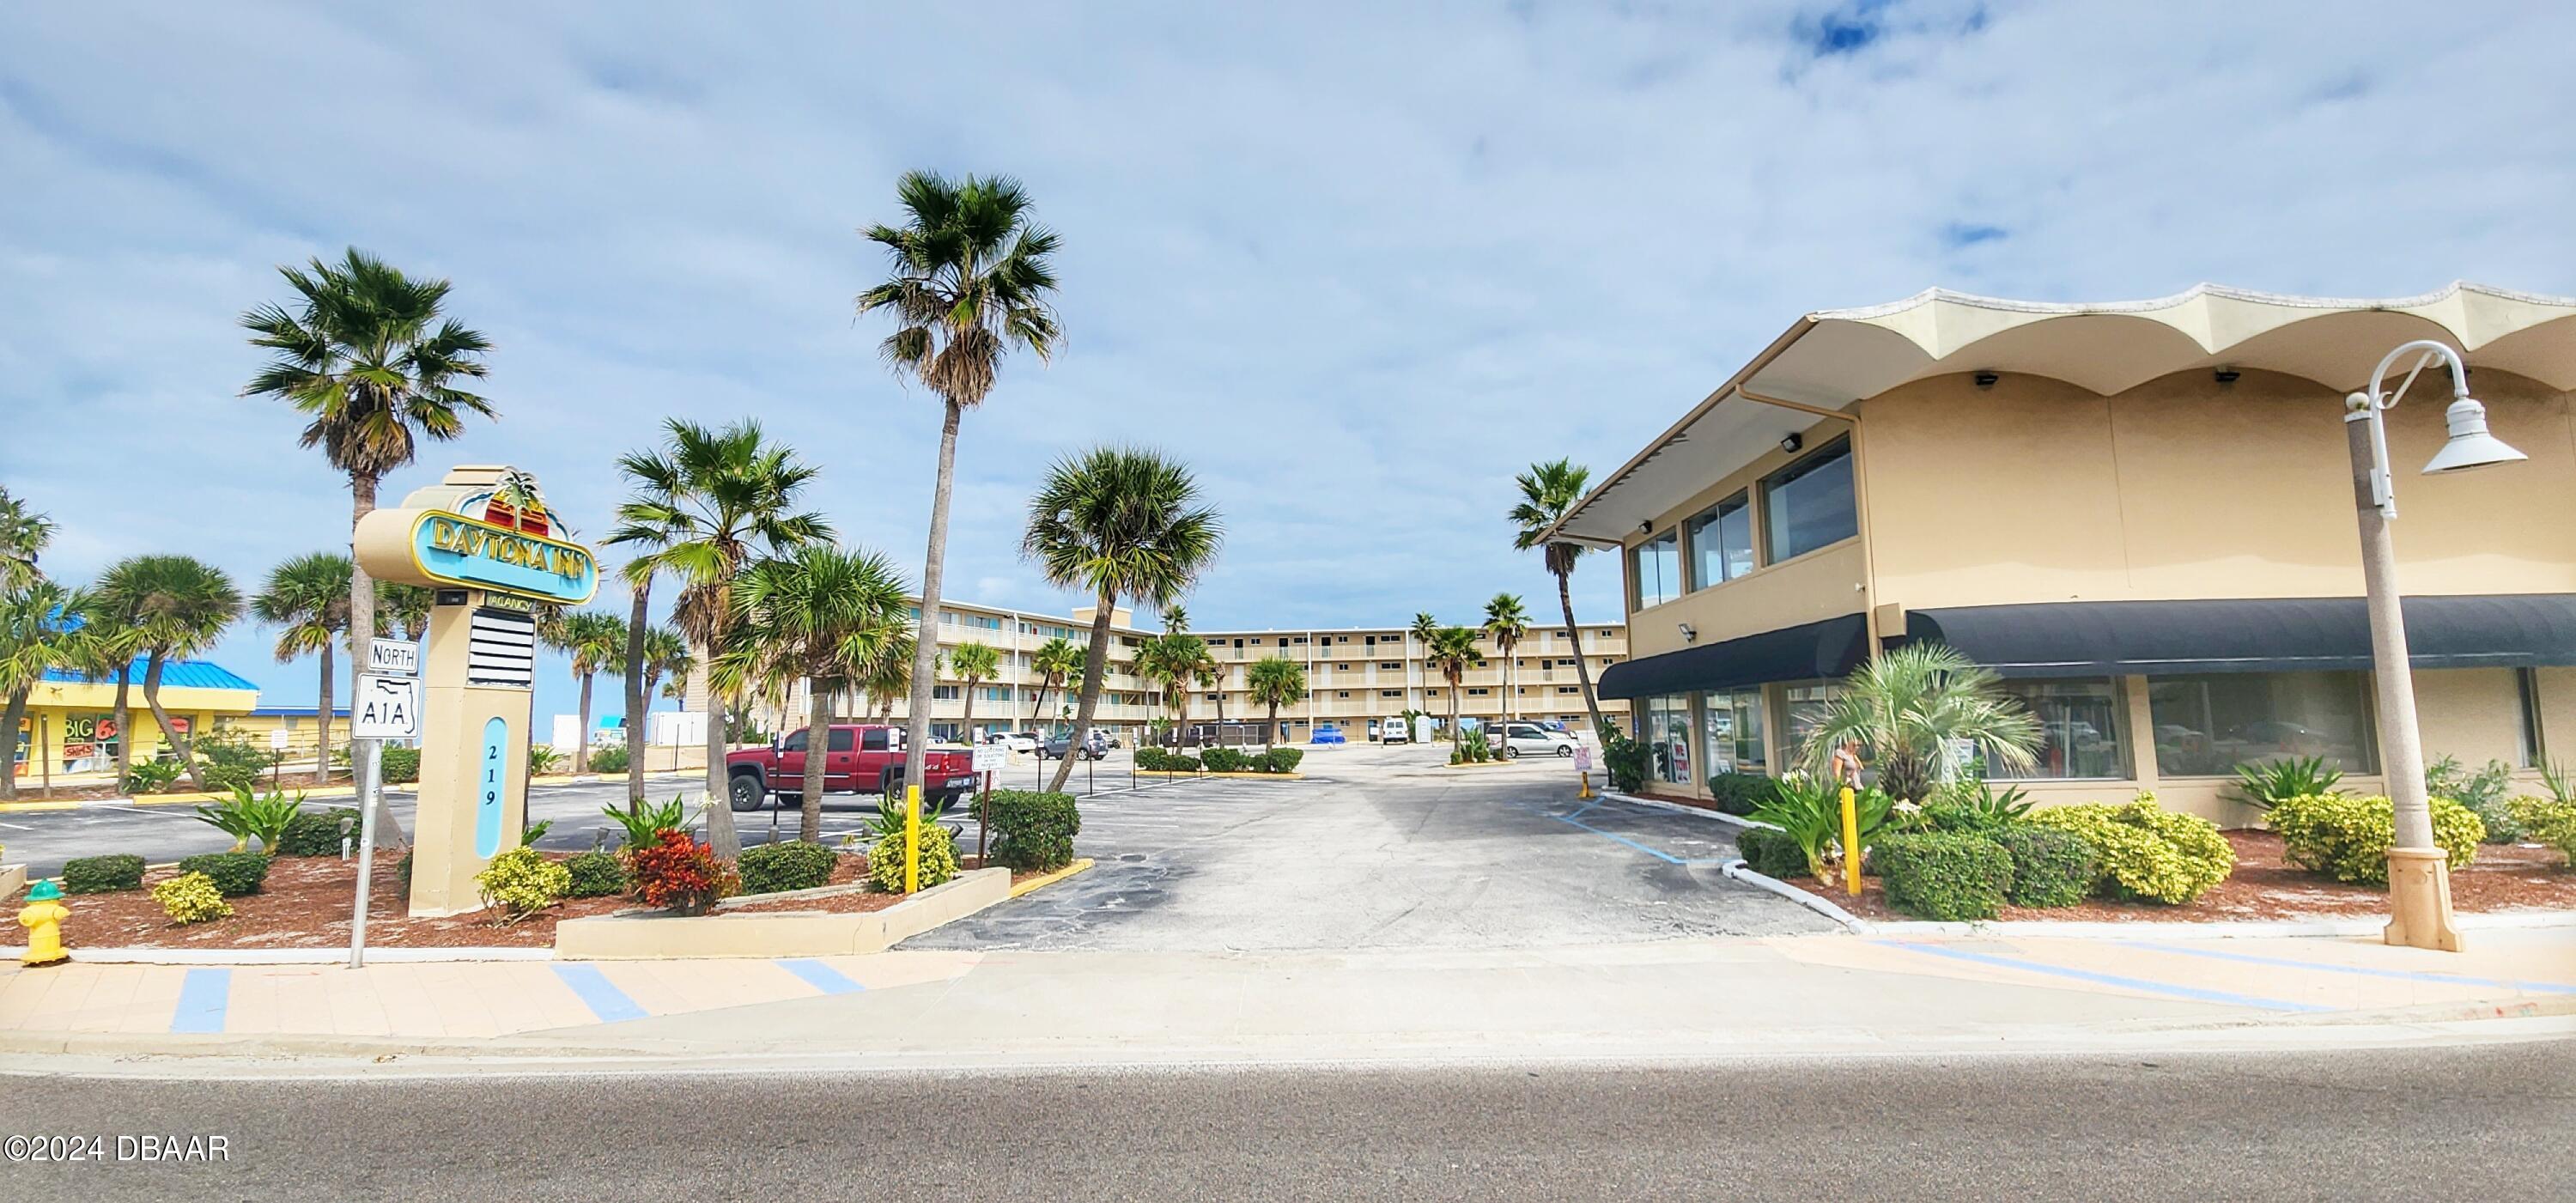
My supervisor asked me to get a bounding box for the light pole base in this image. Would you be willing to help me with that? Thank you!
[2383,847,2462,952]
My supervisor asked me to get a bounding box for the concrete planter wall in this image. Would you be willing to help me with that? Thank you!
[554,866,1010,960]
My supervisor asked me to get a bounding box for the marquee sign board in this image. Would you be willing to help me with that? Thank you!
[354,465,598,605]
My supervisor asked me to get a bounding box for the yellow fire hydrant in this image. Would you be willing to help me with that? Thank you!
[19,879,70,968]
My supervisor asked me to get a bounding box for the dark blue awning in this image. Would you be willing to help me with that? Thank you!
[1899,593,2576,677]
[1595,613,1868,701]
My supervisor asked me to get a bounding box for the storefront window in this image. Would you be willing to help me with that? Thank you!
[1780,682,1837,771]
[1761,437,1856,562]
[1990,678,2125,779]
[1685,492,1755,591]
[2146,671,2375,777]
[1631,531,1681,610]
[55,713,118,775]
[1645,693,1693,786]
[1700,688,1765,775]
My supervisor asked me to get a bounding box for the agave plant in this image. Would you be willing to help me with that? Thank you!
[2227,755,2344,812]
[1750,772,1896,883]
[867,790,951,840]
[602,796,691,848]
[193,785,307,854]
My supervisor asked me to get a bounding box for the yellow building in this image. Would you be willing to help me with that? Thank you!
[1550,283,2576,823]
[11,656,261,781]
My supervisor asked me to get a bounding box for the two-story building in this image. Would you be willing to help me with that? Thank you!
[1552,283,2576,823]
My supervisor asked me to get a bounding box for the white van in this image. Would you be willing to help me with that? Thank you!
[1381,716,1412,744]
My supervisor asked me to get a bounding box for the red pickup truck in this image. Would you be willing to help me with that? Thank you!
[724,724,980,812]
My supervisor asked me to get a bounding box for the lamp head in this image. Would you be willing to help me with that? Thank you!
[2421,396,2527,475]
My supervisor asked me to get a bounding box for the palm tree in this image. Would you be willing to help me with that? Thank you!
[252,552,354,778]
[947,641,1000,743]
[1482,593,1530,724]
[1022,446,1223,792]
[604,418,831,854]
[1025,636,1082,728]
[857,171,1065,815]
[376,581,434,641]
[860,630,917,721]
[635,626,692,700]
[1425,626,1486,744]
[240,249,494,800]
[544,611,627,775]
[1510,459,1607,736]
[0,486,55,594]
[1799,642,2044,803]
[1408,612,1438,655]
[0,580,94,801]
[1246,655,1306,748]
[94,556,241,790]
[714,547,911,841]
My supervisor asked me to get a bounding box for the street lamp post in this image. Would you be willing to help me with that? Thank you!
[2343,338,2525,952]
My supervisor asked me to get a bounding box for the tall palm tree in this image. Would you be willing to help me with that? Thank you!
[1246,655,1306,748]
[240,249,494,800]
[1425,626,1486,744]
[947,641,1000,743]
[1482,593,1530,724]
[0,486,55,594]
[1022,446,1222,792]
[1025,636,1082,728]
[0,580,94,801]
[714,547,911,841]
[94,556,241,790]
[1800,642,2044,803]
[860,630,917,721]
[544,611,627,775]
[376,581,434,641]
[604,418,831,854]
[857,171,1064,813]
[252,552,354,778]
[1510,459,1607,736]
[635,625,692,701]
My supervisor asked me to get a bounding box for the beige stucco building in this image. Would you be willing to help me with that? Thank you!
[1553,283,2576,823]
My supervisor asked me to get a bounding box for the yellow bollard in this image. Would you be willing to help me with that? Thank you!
[1577,771,1594,800]
[904,783,921,895]
[18,879,69,968]
[1839,786,1862,896]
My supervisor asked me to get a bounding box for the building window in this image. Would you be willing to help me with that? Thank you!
[1380,690,1400,698]
[1780,682,1838,771]
[1337,663,1351,671]
[2518,668,2547,768]
[1631,529,1681,609]
[2146,671,2376,777]
[1377,661,1400,670]
[1761,436,1856,563]
[1685,491,1756,589]
[1990,678,2125,780]
[1336,690,1351,698]
[933,685,962,702]
[1700,688,1765,775]
[1645,694,1693,786]
[1467,688,1488,696]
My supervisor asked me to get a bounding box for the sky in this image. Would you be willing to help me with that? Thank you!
[4,1,2573,723]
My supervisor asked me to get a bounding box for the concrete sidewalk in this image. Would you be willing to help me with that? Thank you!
[4,926,2568,1072]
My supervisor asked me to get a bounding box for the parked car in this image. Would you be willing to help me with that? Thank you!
[1043,731,1109,760]
[1493,720,1578,759]
[1309,724,1347,745]
[725,723,979,811]
[987,731,1041,754]
[1381,717,1411,744]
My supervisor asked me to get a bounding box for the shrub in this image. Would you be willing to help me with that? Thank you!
[62,854,147,894]
[1735,826,1811,880]
[2269,793,2484,885]
[191,729,277,794]
[2425,755,2518,842]
[602,797,690,848]
[473,846,569,921]
[1876,833,2014,921]
[1262,746,1304,773]
[1992,826,2097,908]
[191,785,306,854]
[869,823,961,893]
[2227,755,2343,813]
[1461,730,1493,763]
[589,744,630,775]
[2508,795,2576,865]
[738,840,838,894]
[177,851,272,897]
[277,807,361,857]
[626,829,735,914]
[1137,747,1191,772]
[398,850,412,890]
[1168,753,1200,773]
[2025,797,2233,905]
[1706,772,1777,817]
[122,758,184,794]
[1748,774,1895,883]
[1200,747,1249,773]
[563,850,631,898]
[1601,732,1649,794]
[377,746,421,784]
[527,745,567,777]
[980,789,1082,872]
[1913,778,2033,834]
[151,872,233,925]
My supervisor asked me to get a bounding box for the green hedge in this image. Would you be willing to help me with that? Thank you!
[737,840,837,895]
[979,789,1083,872]
[2026,798,2233,905]
[563,850,631,898]
[1200,747,1250,773]
[276,807,361,857]
[1706,772,1777,817]
[62,854,146,894]
[1601,732,1649,794]
[377,746,421,784]
[1992,826,2096,908]
[2269,793,2484,885]
[1263,747,1303,773]
[1735,827,1810,881]
[176,851,272,897]
[1875,833,2014,921]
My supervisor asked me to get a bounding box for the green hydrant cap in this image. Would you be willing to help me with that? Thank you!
[27,880,63,902]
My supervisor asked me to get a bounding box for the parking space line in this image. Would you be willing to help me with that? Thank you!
[170,968,231,1034]
[1872,940,2330,1013]
[2115,941,2576,994]
[551,963,648,1023]
[777,959,866,996]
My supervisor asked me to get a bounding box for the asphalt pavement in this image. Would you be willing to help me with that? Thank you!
[4,1042,2568,1200]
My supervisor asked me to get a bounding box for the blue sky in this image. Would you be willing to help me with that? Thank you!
[4,2,2573,723]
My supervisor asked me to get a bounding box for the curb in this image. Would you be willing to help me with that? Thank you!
[1601,789,1777,832]
[1129,770,1308,781]
[1009,857,1096,898]
[1719,859,1866,930]
[1860,909,2576,940]
[0,772,701,815]
[15,945,556,964]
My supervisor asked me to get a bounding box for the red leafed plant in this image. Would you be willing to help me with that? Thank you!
[625,829,738,915]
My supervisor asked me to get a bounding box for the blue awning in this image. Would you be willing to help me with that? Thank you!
[1900,593,2576,677]
[1595,613,1868,701]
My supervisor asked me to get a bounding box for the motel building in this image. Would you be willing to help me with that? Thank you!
[9,654,350,785]
[1556,283,2576,824]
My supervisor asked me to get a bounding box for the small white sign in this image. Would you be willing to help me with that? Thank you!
[269,728,290,751]
[354,674,421,739]
[368,639,419,677]
[971,743,1005,775]
[1574,744,1595,772]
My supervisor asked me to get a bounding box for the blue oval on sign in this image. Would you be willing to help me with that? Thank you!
[475,716,508,857]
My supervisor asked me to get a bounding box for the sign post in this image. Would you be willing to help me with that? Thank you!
[1574,743,1595,800]
[348,643,422,969]
[971,743,1003,866]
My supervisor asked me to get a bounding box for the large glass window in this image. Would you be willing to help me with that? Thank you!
[1781,682,1838,770]
[1645,694,1694,785]
[1631,530,1681,609]
[1761,437,1857,562]
[2146,671,2375,777]
[1685,492,1755,590]
[1700,688,1765,775]
[1990,678,2126,779]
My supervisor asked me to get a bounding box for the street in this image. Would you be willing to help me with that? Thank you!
[3,1041,2569,1200]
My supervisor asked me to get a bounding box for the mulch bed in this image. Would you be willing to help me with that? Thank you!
[1795,830,2576,924]
[42,849,1038,950]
